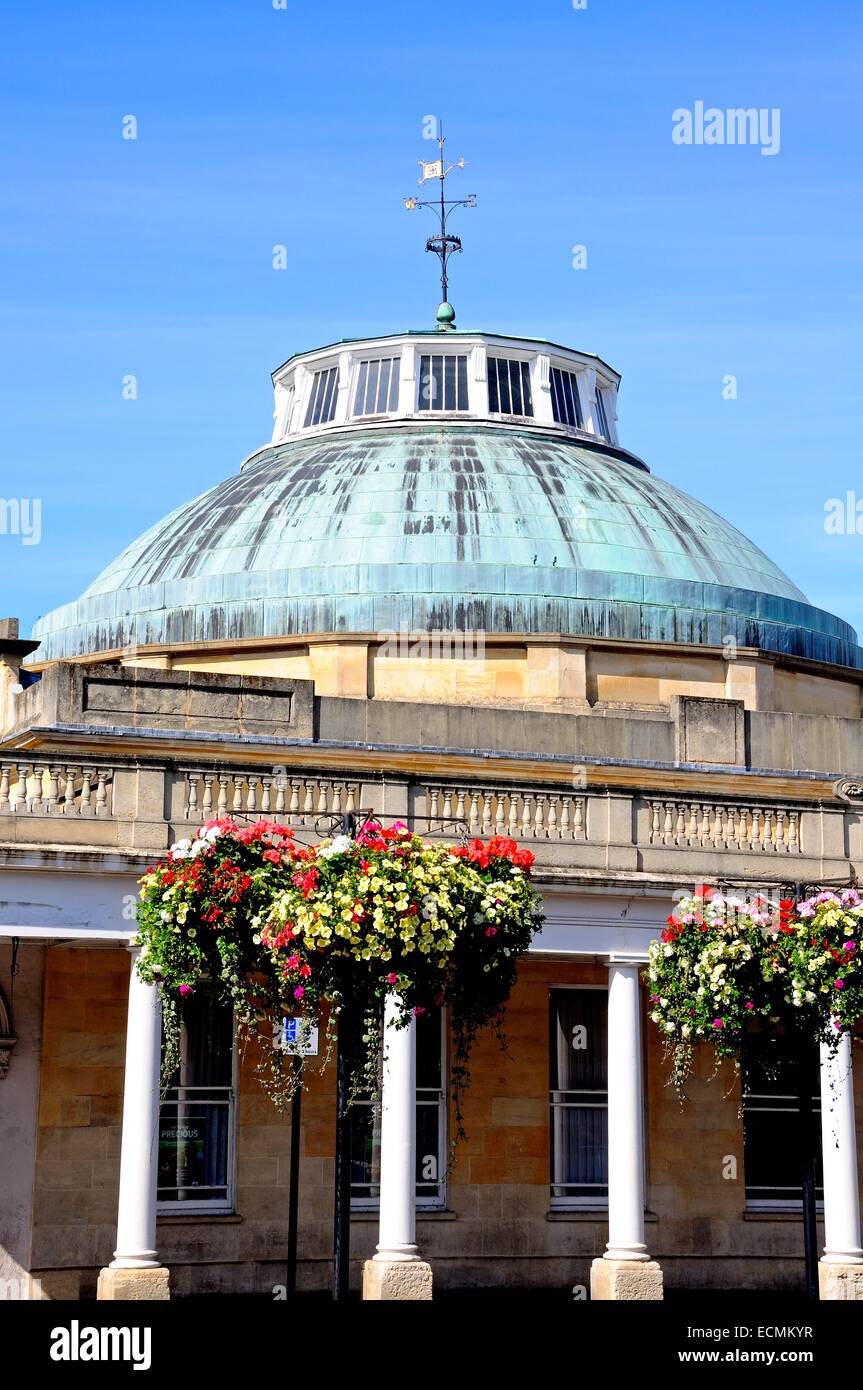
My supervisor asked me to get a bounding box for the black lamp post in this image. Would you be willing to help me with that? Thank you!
[331,811,357,1301]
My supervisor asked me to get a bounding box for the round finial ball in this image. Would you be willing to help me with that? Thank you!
[435,301,456,326]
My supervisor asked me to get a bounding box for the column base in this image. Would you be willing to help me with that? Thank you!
[362,1259,433,1301]
[97,1267,171,1301]
[819,1262,863,1301]
[590,1257,663,1301]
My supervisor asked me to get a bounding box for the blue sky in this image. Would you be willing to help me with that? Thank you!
[1,0,861,639]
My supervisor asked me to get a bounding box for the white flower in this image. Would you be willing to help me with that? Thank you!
[170,837,192,859]
[319,834,353,859]
[200,824,224,843]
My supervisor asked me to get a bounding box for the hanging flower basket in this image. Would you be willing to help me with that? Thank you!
[646,885,863,1095]
[135,817,544,1133]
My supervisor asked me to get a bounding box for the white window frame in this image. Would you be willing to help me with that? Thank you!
[741,1033,823,1212]
[548,362,587,431]
[550,983,610,1211]
[156,1005,238,1217]
[487,353,536,420]
[302,361,341,429]
[415,351,470,414]
[350,1007,447,1212]
[350,351,403,419]
[594,382,612,440]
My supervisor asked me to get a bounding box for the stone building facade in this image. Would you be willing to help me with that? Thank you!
[1,327,862,1300]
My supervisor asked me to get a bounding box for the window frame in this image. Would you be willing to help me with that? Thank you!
[487,354,535,419]
[350,352,402,419]
[549,983,611,1211]
[303,362,341,429]
[156,999,238,1217]
[741,1027,823,1212]
[593,383,612,440]
[349,1007,448,1212]
[549,364,585,430]
[416,352,470,414]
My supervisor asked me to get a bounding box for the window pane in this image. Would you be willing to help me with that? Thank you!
[742,1028,822,1203]
[456,355,468,409]
[594,388,607,436]
[352,357,400,416]
[549,989,608,1201]
[321,366,339,422]
[418,355,437,410]
[444,355,456,409]
[305,366,339,427]
[418,355,467,411]
[366,359,380,414]
[520,361,534,416]
[550,367,583,428]
[488,357,533,417]
[158,993,233,1206]
[353,361,368,416]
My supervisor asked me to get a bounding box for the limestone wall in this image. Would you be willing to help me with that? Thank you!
[24,950,863,1297]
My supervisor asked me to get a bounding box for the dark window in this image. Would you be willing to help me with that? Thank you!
[417,354,468,411]
[350,1007,445,1206]
[594,386,611,438]
[158,992,234,1209]
[488,357,534,417]
[742,1028,822,1205]
[304,365,340,427]
[353,356,400,416]
[550,988,608,1203]
[550,366,583,428]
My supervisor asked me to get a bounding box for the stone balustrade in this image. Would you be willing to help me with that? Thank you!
[645,798,801,854]
[422,785,588,842]
[0,755,854,882]
[179,767,360,826]
[0,759,113,817]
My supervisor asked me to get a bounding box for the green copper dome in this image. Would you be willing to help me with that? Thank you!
[30,422,862,668]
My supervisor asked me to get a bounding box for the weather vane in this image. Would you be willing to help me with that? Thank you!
[404,122,476,330]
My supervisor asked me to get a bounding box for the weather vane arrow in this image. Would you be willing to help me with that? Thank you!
[403,123,476,330]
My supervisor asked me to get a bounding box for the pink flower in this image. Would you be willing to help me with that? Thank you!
[285,955,300,969]
[485,926,497,937]
[387,972,398,984]
[712,1018,724,1028]
[178,983,194,997]
[293,986,305,1000]
[413,1006,426,1017]
[844,941,856,953]
[834,980,845,990]
[745,1001,754,1010]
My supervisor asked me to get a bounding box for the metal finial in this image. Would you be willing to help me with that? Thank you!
[403,122,476,329]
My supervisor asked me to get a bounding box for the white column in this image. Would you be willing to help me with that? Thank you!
[375,993,419,1262]
[820,1035,863,1266]
[604,960,649,1261]
[110,948,162,1269]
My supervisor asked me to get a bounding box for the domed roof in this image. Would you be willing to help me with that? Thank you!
[31,422,862,668]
